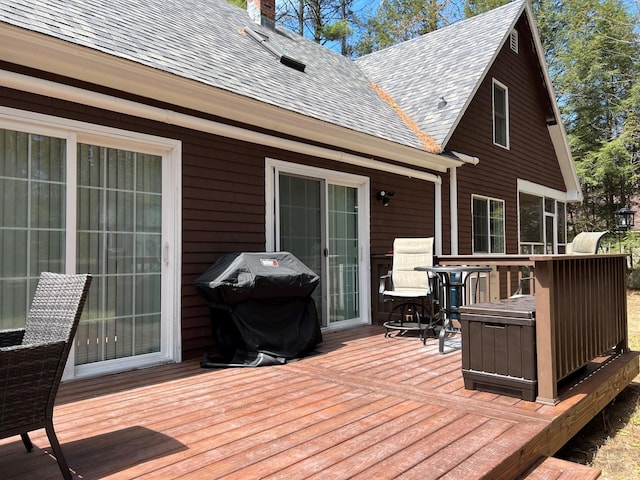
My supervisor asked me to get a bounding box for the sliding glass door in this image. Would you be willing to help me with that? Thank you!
[269,161,370,328]
[75,144,163,365]
[0,115,180,378]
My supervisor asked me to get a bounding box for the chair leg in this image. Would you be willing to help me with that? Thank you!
[45,420,72,480]
[20,433,33,452]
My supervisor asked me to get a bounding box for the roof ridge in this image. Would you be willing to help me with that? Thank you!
[357,0,526,61]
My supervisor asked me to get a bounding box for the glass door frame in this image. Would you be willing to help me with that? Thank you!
[265,158,371,329]
[0,107,183,379]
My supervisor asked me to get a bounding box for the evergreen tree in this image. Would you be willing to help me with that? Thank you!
[227,0,247,8]
[536,0,640,232]
[353,0,461,56]
[464,0,510,16]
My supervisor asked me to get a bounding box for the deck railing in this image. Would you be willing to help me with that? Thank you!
[436,254,629,404]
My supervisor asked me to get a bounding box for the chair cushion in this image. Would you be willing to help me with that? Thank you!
[391,238,433,291]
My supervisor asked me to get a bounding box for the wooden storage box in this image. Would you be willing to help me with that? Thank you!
[459,295,537,401]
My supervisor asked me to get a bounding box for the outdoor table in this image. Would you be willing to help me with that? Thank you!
[415,265,492,354]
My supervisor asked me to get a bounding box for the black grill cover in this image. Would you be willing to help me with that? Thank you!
[194,252,322,365]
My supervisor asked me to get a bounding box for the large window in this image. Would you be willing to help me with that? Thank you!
[519,192,567,254]
[0,110,181,378]
[472,195,505,254]
[493,79,509,149]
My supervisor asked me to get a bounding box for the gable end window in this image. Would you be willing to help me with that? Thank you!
[472,195,505,254]
[492,79,509,149]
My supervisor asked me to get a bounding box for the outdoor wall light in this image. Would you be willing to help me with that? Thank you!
[376,190,394,206]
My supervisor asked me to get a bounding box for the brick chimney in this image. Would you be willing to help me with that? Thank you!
[247,0,276,30]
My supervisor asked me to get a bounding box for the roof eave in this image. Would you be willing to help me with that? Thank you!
[523,2,583,201]
[0,23,459,173]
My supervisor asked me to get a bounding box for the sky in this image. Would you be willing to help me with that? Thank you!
[284,0,640,54]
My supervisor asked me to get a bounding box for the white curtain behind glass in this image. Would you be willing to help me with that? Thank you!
[0,128,66,329]
[75,144,162,365]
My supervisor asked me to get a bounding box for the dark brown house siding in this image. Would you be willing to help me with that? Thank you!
[446,16,566,255]
[1,76,438,360]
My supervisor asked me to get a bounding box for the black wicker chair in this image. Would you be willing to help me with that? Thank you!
[0,272,92,480]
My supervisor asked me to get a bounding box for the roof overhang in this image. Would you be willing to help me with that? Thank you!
[522,2,582,202]
[0,23,460,173]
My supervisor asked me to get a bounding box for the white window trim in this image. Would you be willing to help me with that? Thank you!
[472,194,506,255]
[517,180,569,254]
[492,79,510,150]
[0,107,183,379]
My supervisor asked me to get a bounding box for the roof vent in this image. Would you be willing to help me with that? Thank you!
[510,29,519,53]
[245,27,306,72]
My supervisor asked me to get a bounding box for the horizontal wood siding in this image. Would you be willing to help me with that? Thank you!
[446,16,566,255]
[1,68,438,359]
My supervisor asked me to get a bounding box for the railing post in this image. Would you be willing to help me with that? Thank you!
[534,259,559,405]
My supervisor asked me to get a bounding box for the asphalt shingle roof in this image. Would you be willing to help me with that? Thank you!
[356,0,526,149]
[0,0,526,153]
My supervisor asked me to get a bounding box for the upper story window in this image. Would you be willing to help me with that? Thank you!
[472,195,505,254]
[492,79,509,149]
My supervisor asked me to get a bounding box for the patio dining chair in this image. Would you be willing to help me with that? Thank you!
[566,231,609,254]
[379,237,439,339]
[0,272,92,480]
[511,231,609,298]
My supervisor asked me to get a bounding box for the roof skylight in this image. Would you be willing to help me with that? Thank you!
[245,27,306,72]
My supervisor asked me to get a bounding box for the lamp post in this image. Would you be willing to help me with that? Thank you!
[615,206,636,268]
[615,206,635,231]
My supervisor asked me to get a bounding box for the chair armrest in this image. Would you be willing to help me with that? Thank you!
[427,272,439,297]
[0,341,67,423]
[0,328,25,347]
[379,272,392,294]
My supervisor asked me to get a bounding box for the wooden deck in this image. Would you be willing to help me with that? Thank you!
[1,326,638,479]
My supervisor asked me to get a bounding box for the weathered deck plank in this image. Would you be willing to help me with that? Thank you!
[0,325,637,479]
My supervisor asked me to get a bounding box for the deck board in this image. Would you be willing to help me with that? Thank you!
[1,325,638,479]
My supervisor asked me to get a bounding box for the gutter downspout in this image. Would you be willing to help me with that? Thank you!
[450,166,459,255]
[446,152,479,255]
[435,182,443,255]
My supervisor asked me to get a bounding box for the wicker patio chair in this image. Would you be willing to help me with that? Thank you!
[0,272,92,480]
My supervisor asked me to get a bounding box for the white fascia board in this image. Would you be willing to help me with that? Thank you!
[547,124,583,202]
[517,179,579,203]
[0,24,460,173]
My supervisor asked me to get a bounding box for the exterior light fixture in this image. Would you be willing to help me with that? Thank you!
[615,206,636,231]
[376,190,394,207]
